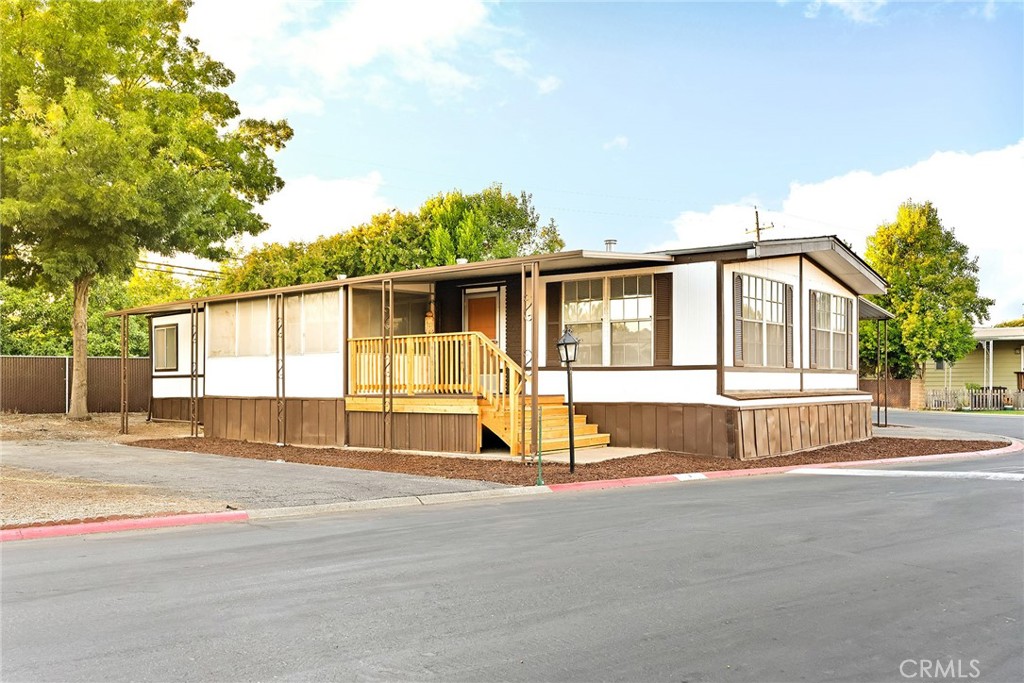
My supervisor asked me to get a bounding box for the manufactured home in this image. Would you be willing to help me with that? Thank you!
[111,236,888,460]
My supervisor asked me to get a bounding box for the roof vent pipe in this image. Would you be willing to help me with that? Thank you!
[604,239,617,252]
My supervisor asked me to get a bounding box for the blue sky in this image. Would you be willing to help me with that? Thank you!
[185,0,1024,322]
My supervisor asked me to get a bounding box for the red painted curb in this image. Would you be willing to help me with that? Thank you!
[0,511,250,543]
[545,439,1022,492]
[546,474,679,492]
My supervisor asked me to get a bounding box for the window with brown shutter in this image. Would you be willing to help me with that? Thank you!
[654,272,672,366]
[808,290,818,369]
[785,284,794,368]
[733,273,744,367]
[545,281,561,366]
[846,298,855,370]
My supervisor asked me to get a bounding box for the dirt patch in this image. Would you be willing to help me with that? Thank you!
[0,412,193,443]
[132,437,1006,487]
[0,465,227,529]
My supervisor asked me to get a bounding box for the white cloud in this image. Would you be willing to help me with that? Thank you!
[535,75,562,95]
[602,135,629,151]
[184,0,312,76]
[249,172,392,246]
[662,141,1024,323]
[804,0,887,23]
[242,89,325,120]
[285,0,488,93]
[493,48,530,76]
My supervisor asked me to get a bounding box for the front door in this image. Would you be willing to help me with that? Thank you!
[465,291,503,395]
[466,294,499,343]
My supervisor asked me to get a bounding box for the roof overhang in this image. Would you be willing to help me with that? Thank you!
[107,250,673,317]
[974,326,1024,342]
[858,297,894,321]
[749,237,887,296]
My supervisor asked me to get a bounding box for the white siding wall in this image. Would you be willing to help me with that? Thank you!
[203,290,346,399]
[151,311,205,399]
[538,369,719,403]
[671,261,717,365]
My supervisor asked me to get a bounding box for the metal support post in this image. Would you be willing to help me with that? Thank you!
[189,303,199,438]
[119,314,129,434]
[275,294,286,445]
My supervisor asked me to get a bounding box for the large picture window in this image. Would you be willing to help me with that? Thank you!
[733,273,793,368]
[562,275,654,366]
[811,291,852,370]
[153,325,177,371]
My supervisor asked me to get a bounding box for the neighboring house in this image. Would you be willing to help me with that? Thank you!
[923,326,1024,393]
[111,236,887,460]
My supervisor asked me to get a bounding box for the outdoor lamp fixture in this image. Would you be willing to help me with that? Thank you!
[556,326,580,473]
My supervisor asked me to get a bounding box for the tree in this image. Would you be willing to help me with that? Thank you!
[1,0,292,418]
[1,268,198,356]
[993,317,1024,328]
[862,200,993,378]
[216,184,565,292]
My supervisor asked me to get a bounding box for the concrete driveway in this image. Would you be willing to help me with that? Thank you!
[0,440,506,510]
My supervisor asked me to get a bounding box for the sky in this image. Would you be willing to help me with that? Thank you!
[183,0,1024,323]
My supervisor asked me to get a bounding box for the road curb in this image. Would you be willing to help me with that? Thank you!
[4,440,1019,542]
[0,511,250,542]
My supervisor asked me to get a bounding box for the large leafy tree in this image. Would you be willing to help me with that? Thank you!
[1,0,292,418]
[218,184,565,293]
[861,200,993,378]
[1,268,198,356]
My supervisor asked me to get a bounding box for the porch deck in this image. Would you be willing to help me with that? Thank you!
[347,331,610,454]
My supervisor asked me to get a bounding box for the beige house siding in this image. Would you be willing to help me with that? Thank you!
[922,340,1024,390]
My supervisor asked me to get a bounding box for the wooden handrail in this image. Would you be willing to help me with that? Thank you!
[348,333,525,452]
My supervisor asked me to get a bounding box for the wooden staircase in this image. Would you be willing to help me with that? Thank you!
[348,330,609,456]
[480,394,611,456]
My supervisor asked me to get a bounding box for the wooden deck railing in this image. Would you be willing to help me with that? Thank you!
[348,332,524,443]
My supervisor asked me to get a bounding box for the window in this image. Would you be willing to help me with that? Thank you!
[561,275,654,367]
[610,276,653,366]
[735,274,791,368]
[154,325,177,371]
[563,279,604,365]
[350,289,429,339]
[935,359,945,370]
[811,291,853,370]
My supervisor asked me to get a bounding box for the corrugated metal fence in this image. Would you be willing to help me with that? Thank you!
[1,356,151,414]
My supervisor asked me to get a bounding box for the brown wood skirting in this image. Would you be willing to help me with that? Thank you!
[203,396,344,446]
[574,399,871,461]
[151,397,205,424]
[347,412,478,453]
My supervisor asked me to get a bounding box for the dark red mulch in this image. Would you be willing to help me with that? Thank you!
[131,437,1006,487]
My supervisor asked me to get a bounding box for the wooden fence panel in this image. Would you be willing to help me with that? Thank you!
[1,356,150,414]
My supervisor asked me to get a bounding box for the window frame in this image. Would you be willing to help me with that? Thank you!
[153,324,178,372]
[561,274,655,368]
[737,274,788,368]
[810,290,853,370]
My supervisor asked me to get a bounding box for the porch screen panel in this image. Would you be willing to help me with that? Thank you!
[285,295,301,354]
[237,298,270,356]
[209,303,236,357]
[609,275,653,366]
[304,291,340,354]
[563,279,603,366]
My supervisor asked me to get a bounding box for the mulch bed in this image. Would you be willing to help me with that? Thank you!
[131,437,1006,487]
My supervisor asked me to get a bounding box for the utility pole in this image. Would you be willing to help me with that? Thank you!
[747,206,774,241]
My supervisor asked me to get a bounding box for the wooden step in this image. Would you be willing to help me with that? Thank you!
[538,433,611,452]
[524,423,599,440]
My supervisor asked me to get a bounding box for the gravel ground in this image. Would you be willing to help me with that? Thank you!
[0,412,192,443]
[134,436,1006,486]
[0,465,227,529]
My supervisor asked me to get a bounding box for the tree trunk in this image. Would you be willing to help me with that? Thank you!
[67,274,93,421]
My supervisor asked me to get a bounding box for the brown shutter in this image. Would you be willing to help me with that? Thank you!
[785,284,794,368]
[653,273,672,366]
[808,290,818,369]
[546,281,561,366]
[846,297,854,371]
[732,274,744,366]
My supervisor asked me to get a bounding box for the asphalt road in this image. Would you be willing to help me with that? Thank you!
[1,440,504,508]
[3,454,1022,682]
[883,408,1024,440]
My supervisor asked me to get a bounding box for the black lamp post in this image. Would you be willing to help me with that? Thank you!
[556,326,580,474]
